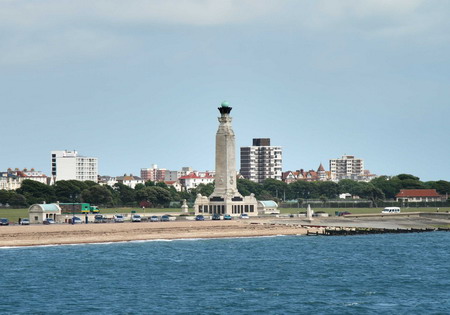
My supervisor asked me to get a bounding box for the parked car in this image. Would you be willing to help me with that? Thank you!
[212,214,221,220]
[336,211,352,216]
[239,213,249,219]
[114,214,125,223]
[94,214,106,223]
[72,216,83,224]
[20,218,30,225]
[161,215,170,222]
[43,218,55,225]
[223,214,232,220]
[0,218,9,226]
[131,214,142,222]
[195,215,205,221]
[150,216,160,222]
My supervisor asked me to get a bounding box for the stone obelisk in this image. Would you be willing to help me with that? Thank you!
[194,102,258,216]
[210,102,240,198]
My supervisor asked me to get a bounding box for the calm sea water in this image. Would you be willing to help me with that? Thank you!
[1,232,449,314]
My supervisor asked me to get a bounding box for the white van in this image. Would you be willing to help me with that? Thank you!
[382,207,401,214]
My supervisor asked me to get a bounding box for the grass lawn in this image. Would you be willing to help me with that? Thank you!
[280,207,450,215]
[1,206,449,223]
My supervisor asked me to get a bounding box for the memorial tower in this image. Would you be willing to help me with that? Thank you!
[194,102,258,216]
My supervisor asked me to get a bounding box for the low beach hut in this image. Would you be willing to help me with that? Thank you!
[29,203,62,224]
[257,200,279,214]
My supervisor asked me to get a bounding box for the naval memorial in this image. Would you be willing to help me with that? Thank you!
[194,102,258,216]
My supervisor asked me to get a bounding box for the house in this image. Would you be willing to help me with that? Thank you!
[178,172,214,191]
[116,174,145,189]
[395,189,446,203]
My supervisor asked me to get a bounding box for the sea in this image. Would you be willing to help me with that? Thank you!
[1,232,450,314]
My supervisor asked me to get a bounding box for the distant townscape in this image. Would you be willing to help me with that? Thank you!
[2,142,377,191]
[1,145,449,209]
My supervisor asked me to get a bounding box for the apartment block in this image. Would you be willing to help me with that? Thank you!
[51,150,98,182]
[329,155,364,181]
[240,138,282,183]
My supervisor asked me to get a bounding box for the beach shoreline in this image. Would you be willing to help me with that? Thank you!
[0,220,311,248]
[2,215,449,248]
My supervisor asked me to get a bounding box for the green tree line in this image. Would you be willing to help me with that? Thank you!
[0,174,449,208]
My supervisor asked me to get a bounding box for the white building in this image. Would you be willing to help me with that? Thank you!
[329,155,364,182]
[240,138,283,183]
[0,168,48,190]
[179,172,214,191]
[116,175,145,189]
[51,150,98,182]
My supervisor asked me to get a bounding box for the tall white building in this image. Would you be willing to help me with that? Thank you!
[240,138,283,183]
[51,150,98,182]
[329,155,364,181]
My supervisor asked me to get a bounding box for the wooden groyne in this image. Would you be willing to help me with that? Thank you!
[321,227,443,236]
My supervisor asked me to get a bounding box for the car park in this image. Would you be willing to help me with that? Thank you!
[114,214,125,223]
[239,213,249,219]
[0,218,9,226]
[223,214,232,220]
[150,216,159,222]
[94,214,107,223]
[212,214,221,220]
[43,218,55,225]
[72,217,83,224]
[20,218,30,225]
[195,215,205,221]
[131,214,142,222]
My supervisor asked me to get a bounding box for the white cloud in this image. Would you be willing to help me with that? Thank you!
[0,0,448,66]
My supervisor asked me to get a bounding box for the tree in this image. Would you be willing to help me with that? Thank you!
[113,183,136,206]
[54,180,88,202]
[425,180,450,195]
[358,183,385,207]
[317,181,339,199]
[8,193,27,207]
[16,180,55,204]
[262,179,288,200]
[237,179,262,197]
[135,186,171,207]
[0,190,12,205]
[319,195,328,206]
[288,181,317,200]
[194,183,214,197]
[370,176,401,199]
[134,183,145,190]
[81,185,113,206]
[337,179,363,197]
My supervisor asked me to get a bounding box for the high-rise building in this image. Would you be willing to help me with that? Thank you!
[329,155,364,181]
[140,164,167,182]
[240,138,282,183]
[51,150,98,182]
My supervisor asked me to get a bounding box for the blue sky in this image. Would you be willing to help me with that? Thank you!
[1,0,449,181]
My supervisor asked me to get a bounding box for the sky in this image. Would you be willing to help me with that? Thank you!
[1,0,449,182]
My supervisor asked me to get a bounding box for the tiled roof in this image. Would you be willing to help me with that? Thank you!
[179,173,214,179]
[396,189,442,197]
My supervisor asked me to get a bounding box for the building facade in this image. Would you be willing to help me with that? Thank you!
[178,172,214,191]
[396,189,446,203]
[329,155,364,182]
[0,168,48,190]
[140,164,167,182]
[51,150,98,182]
[240,138,282,183]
